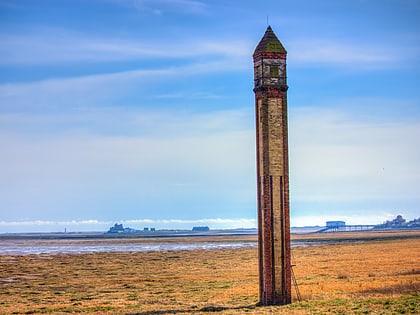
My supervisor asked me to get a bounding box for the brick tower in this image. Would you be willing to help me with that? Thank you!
[253,26,291,305]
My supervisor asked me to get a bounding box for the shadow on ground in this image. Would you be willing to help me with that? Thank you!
[127,304,257,315]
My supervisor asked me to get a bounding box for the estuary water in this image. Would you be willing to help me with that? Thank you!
[0,241,258,255]
[0,239,317,255]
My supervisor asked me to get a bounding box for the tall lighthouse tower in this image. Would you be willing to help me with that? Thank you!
[253,26,292,305]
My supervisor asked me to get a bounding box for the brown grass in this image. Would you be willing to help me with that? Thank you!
[0,231,419,314]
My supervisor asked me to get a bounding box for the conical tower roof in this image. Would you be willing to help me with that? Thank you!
[253,26,286,57]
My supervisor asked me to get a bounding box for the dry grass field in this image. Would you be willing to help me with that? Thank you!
[0,230,419,314]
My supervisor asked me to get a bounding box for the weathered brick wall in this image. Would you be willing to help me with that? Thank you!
[254,62,291,305]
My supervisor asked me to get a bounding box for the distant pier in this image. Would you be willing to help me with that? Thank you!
[318,224,375,233]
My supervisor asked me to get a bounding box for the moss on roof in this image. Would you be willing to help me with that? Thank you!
[254,26,286,55]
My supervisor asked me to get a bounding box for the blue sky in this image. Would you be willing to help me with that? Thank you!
[1,0,419,232]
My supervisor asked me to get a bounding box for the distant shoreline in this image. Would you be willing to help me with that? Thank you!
[0,229,419,256]
[0,228,419,242]
[0,229,258,240]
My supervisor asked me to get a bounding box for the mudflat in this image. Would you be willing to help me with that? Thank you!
[1,230,419,314]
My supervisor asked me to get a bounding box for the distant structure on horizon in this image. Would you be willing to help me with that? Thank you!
[192,226,210,232]
[253,26,291,305]
[376,215,420,229]
[107,223,137,234]
[106,223,156,234]
[326,221,346,228]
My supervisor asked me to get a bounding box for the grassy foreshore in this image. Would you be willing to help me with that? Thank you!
[1,230,419,314]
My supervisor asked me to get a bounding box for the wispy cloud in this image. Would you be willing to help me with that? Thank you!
[0,106,256,222]
[0,218,255,227]
[0,67,172,111]
[289,104,420,205]
[124,218,256,226]
[153,91,224,100]
[2,99,419,227]
[0,59,248,113]
[4,27,415,70]
[131,0,208,15]
[287,37,415,68]
[3,26,415,77]
[0,30,250,65]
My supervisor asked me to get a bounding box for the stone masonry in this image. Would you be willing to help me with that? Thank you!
[253,26,292,306]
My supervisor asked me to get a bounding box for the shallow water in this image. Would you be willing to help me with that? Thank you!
[0,240,317,255]
[0,241,258,255]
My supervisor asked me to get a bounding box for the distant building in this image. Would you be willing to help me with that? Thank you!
[378,215,411,228]
[192,226,210,232]
[393,215,406,225]
[106,223,138,234]
[407,218,420,228]
[108,223,124,233]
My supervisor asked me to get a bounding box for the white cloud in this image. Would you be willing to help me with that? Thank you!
[1,97,420,227]
[0,31,250,65]
[287,37,413,68]
[291,40,391,62]
[124,218,256,227]
[289,105,420,205]
[0,107,256,221]
[3,30,407,70]
[0,68,171,110]
[132,0,208,15]
[0,59,248,113]
[0,218,256,233]
[3,27,414,70]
